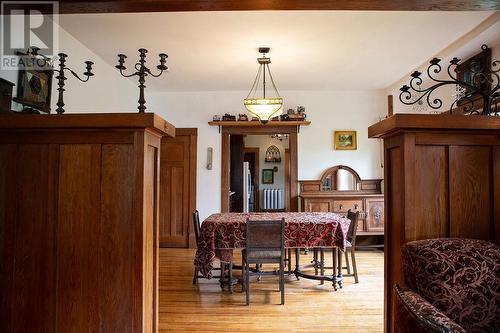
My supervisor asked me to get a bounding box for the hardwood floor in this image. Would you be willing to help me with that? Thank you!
[159,248,384,332]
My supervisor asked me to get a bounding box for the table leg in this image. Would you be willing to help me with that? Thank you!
[332,249,338,291]
[320,249,324,285]
[337,248,343,289]
[294,248,300,280]
[313,249,319,275]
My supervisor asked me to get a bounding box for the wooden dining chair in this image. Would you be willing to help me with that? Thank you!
[319,209,360,283]
[242,218,285,305]
[192,210,232,287]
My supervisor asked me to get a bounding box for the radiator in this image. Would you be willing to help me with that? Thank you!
[262,189,283,210]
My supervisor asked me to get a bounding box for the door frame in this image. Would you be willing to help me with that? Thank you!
[221,125,298,212]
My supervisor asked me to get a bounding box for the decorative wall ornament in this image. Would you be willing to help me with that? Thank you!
[13,47,55,114]
[399,44,499,115]
[115,48,168,113]
[265,145,281,162]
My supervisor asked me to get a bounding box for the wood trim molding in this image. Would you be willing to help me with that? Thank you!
[59,1,500,14]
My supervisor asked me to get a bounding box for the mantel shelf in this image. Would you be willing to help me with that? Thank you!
[208,120,311,127]
[209,120,310,133]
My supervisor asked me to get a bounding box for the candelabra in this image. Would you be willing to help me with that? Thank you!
[115,48,168,113]
[54,53,94,114]
[399,44,499,116]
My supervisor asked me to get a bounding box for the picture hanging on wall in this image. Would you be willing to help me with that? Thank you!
[334,131,357,150]
[262,169,274,184]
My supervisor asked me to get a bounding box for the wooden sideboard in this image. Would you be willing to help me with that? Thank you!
[368,114,500,333]
[299,165,384,238]
[0,113,175,333]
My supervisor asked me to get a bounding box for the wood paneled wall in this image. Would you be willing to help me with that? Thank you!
[368,114,500,333]
[0,113,174,333]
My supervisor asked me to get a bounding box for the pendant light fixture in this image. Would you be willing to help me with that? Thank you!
[244,47,283,124]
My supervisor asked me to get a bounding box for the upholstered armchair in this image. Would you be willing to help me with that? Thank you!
[395,238,500,333]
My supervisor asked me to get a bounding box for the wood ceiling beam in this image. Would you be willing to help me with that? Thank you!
[58,0,500,14]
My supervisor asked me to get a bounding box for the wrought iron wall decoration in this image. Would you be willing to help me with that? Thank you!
[115,48,168,113]
[54,52,94,114]
[399,44,499,116]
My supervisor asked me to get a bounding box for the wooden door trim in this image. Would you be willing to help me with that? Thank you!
[187,129,197,248]
[221,125,299,212]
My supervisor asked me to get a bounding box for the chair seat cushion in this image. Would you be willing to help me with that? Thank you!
[402,238,500,332]
[243,249,282,260]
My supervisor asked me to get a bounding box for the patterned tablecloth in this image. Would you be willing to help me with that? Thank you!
[194,212,351,278]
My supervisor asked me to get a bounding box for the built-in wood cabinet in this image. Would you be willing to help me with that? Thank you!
[0,113,175,333]
[368,114,500,333]
[299,165,384,236]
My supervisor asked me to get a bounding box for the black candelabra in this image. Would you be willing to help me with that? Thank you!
[399,44,499,116]
[115,48,168,113]
[54,53,94,114]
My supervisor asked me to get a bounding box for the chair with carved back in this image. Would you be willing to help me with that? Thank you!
[192,210,233,289]
[318,209,360,283]
[242,218,285,305]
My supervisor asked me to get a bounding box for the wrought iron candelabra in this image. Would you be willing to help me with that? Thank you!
[399,44,499,116]
[115,48,168,113]
[54,53,94,114]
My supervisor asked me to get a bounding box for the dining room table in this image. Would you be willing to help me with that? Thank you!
[194,212,351,290]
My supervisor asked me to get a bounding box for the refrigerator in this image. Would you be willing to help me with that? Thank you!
[243,162,252,213]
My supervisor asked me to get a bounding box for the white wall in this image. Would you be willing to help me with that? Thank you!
[147,90,385,219]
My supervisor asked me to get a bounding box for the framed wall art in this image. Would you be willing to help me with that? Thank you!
[262,169,274,184]
[334,131,357,150]
[13,52,53,113]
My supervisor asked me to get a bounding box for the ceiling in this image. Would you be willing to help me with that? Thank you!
[59,11,495,92]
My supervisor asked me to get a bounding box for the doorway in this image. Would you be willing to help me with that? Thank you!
[220,125,299,212]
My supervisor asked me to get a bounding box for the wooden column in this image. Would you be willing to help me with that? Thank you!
[0,113,175,333]
[368,114,500,333]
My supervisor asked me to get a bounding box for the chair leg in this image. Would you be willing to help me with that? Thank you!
[241,259,246,292]
[295,248,300,280]
[344,250,351,274]
[320,248,325,285]
[279,259,285,305]
[245,261,250,305]
[287,249,292,275]
[192,266,199,285]
[351,248,359,283]
[313,248,319,275]
[228,262,233,294]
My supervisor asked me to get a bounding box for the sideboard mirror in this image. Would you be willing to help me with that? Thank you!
[321,165,361,191]
[299,164,382,194]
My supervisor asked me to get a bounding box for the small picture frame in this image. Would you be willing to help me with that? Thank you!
[13,52,53,113]
[334,131,357,150]
[262,169,274,184]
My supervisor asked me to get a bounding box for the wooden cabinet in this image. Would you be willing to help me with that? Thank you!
[299,165,384,236]
[0,113,175,333]
[300,194,384,235]
[368,114,500,333]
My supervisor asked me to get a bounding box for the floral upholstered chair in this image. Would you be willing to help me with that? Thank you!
[394,238,500,333]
